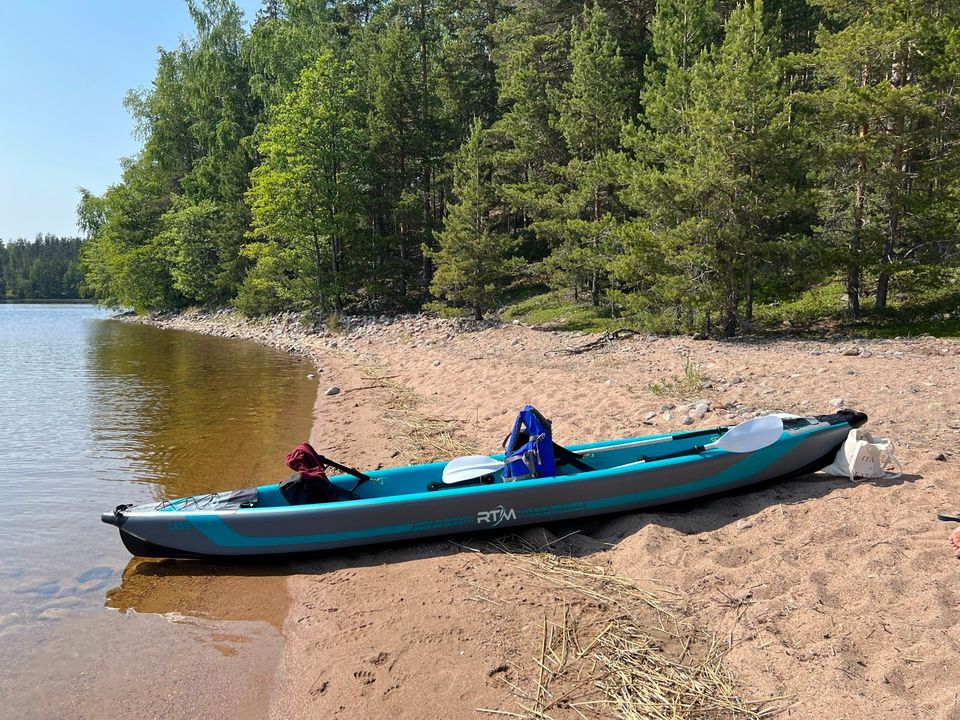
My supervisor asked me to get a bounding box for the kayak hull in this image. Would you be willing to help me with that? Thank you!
[103,411,865,558]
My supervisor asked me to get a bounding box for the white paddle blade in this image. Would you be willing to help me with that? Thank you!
[714,415,784,453]
[442,455,505,485]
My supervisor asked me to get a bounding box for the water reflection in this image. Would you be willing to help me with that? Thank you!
[85,318,317,500]
[0,305,317,719]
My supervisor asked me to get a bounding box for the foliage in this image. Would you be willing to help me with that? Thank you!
[0,236,87,299]
[428,118,519,319]
[71,0,960,337]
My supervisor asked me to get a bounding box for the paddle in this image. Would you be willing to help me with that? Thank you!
[442,455,506,485]
[624,415,785,465]
[575,425,728,456]
[938,513,960,522]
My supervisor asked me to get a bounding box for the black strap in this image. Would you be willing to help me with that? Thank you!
[318,455,372,494]
[552,442,594,472]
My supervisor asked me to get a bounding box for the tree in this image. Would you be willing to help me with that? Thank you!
[246,49,368,314]
[544,1,630,307]
[429,118,518,319]
[618,0,797,335]
[805,0,960,315]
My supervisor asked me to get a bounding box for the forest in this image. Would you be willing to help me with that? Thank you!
[77,0,960,335]
[0,236,86,299]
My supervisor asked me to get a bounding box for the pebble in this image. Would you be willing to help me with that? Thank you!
[659,403,675,412]
[680,415,694,425]
[433,360,441,367]
[933,452,947,462]
[644,411,657,421]
[324,386,341,396]
[306,373,315,379]
[829,397,844,408]
[729,376,743,385]
[842,347,860,356]
[736,519,754,531]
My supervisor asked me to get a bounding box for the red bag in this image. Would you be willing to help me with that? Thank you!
[284,443,337,503]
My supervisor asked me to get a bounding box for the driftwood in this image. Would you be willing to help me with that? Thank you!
[544,328,640,356]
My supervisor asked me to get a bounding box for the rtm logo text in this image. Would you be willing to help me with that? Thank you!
[476,506,517,526]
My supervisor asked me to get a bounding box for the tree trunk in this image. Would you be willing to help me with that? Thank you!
[419,0,433,285]
[877,43,907,311]
[474,303,482,321]
[849,66,868,318]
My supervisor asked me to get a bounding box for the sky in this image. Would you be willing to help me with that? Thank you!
[0,0,263,241]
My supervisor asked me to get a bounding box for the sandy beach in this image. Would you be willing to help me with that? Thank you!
[134,310,960,719]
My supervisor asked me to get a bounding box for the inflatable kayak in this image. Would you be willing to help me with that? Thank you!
[102,409,866,558]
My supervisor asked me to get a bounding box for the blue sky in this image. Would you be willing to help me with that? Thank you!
[0,1,262,241]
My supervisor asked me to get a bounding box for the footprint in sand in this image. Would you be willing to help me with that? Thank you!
[353,670,376,685]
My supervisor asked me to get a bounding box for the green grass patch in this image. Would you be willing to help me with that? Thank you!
[648,357,705,398]
[754,271,960,338]
[500,291,623,332]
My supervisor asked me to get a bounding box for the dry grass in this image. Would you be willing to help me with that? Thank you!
[358,360,477,464]
[481,537,783,720]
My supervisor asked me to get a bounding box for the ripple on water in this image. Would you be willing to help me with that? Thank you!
[0,304,316,719]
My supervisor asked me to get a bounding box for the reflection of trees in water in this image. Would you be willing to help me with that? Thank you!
[85,319,316,500]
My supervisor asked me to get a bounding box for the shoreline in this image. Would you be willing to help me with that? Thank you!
[120,307,960,720]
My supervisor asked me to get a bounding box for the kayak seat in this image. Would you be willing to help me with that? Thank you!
[552,442,594,472]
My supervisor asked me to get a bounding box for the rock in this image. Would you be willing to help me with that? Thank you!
[829,397,844,408]
[692,332,708,340]
[306,373,315,379]
[680,415,694,425]
[643,411,657,421]
[324,386,341,396]
[933,452,947,462]
[841,346,860,356]
[860,350,873,358]
[729,376,743,385]
[736,519,754,531]
[661,412,673,422]
[659,403,675,412]
[695,401,710,414]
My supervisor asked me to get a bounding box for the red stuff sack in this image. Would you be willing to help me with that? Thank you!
[282,442,338,503]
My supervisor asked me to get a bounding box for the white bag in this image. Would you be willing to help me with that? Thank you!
[822,428,902,481]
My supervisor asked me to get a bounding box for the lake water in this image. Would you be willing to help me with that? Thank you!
[0,304,317,719]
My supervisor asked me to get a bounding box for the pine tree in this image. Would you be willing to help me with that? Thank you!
[618,0,795,335]
[540,1,630,307]
[429,119,518,319]
[805,0,960,315]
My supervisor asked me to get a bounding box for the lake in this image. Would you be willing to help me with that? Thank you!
[0,304,317,719]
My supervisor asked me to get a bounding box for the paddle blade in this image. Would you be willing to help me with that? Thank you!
[714,415,784,453]
[442,455,505,485]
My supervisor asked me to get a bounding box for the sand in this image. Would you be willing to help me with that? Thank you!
[132,311,960,718]
[260,320,959,720]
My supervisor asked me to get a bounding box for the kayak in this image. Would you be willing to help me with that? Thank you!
[102,410,867,558]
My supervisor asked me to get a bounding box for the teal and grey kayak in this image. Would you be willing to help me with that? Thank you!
[102,410,866,558]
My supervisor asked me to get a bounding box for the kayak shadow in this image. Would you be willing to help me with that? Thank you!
[550,471,921,544]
